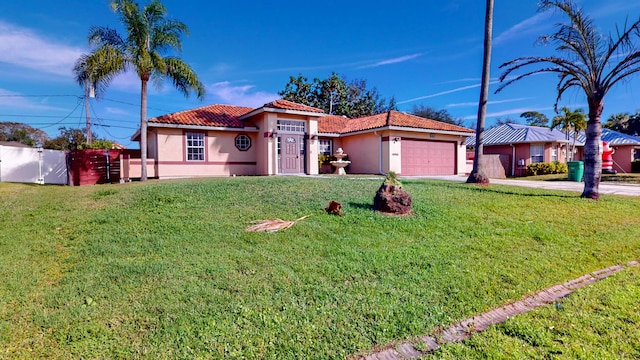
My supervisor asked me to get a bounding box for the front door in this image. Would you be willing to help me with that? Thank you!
[280,135,301,173]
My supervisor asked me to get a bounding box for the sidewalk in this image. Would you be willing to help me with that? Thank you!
[420,175,640,197]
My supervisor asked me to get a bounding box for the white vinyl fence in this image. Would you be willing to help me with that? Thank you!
[0,145,68,185]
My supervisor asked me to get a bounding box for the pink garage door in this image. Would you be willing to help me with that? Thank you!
[401,139,456,175]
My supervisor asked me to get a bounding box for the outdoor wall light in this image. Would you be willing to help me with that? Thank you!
[392,137,400,143]
[270,132,278,138]
[311,135,318,140]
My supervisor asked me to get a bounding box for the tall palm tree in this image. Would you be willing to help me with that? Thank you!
[550,107,586,162]
[467,0,494,184]
[496,0,640,199]
[74,0,205,181]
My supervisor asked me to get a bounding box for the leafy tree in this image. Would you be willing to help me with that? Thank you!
[492,117,518,128]
[520,111,549,126]
[0,122,48,146]
[279,73,395,118]
[43,127,96,150]
[75,0,205,181]
[411,105,465,126]
[550,107,586,162]
[467,0,494,185]
[497,0,640,199]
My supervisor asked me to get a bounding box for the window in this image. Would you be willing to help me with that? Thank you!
[319,139,333,155]
[186,132,205,161]
[551,145,559,162]
[530,144,544,163]
[277,120,305,133]
[235,134,251,151]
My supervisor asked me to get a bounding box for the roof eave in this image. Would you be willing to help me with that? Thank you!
[147,122,260,132]
[322,125,474,137]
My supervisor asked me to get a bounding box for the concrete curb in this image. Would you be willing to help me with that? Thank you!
[359,260,639,360]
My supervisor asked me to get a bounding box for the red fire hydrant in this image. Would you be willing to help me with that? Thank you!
[602,141,617,174]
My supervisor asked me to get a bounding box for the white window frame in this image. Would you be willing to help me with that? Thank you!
[319,139,333,155]
[530,144,544,163]
[551,145,558,162]
[186,132,205,161]
[277,120,306,133]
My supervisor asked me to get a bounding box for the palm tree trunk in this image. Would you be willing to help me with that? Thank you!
[140,78,148,181]
[467,0,493,184]
[582,102,603,199]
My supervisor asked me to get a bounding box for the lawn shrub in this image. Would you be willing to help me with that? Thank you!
[526,161,568,176]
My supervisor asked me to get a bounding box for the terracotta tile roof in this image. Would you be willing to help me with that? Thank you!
[318,115,350,133]
[388,111,475,133]
[262,99,325,113]
[318,111,475,134]
[149,104,255,128]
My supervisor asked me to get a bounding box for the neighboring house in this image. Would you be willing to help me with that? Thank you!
[130,99,474,178]
[575,129,640,173]
[466,123,583,177]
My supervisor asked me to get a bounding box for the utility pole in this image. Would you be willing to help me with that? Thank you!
[85,82,93,145]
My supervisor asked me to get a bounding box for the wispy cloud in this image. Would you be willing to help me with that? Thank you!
[104,107,132,116]
[208,81,279,107]
[447,97,533,108]
[398,80,500,105]
[250,53,421,75]
[359,53,422,69]
[0,88,69,111]
[0,21,83,78]
[462,106,553,120]
[461,104,587,121]
[493,11,554,46]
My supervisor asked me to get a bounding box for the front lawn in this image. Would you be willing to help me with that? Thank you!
[431,265,640,359]
[1,177,638,359]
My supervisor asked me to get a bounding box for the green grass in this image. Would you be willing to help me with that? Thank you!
[1,177,639,359]
[430,266,640,359]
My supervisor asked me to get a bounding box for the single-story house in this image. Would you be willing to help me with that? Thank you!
[466,123,640,176]
[130,99,474,178]
[466,123,584,177]
[576,129,640,173]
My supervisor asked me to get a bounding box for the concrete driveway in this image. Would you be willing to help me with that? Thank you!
[418,175,640,197]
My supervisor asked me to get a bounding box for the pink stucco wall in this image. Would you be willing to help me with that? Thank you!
[612,146,636,173]
[341,133,381,174]
[151,128,258,178]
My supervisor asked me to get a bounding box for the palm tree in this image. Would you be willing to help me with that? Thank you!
[496,0,640,199]
[74,0,205,181]
[550,107,586,161]
[467,0,494,184]
[603,113,630,132]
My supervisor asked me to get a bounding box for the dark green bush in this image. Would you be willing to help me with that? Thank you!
[526,161,568,176]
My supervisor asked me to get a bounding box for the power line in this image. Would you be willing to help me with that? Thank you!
[100,97,174,113]
[0,114,137,123]
[38,100,84,130]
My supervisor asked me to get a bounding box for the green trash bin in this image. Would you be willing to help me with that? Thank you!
[567,161,584,182]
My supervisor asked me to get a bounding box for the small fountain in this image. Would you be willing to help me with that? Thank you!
[330,147,351,175]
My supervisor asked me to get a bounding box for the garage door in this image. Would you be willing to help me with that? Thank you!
[401,139,456,175]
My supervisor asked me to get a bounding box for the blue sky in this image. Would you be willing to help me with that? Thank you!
[1,0,640,147]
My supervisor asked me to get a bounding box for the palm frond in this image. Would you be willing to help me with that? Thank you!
[164,57,206,99]
[246,216,311,233]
